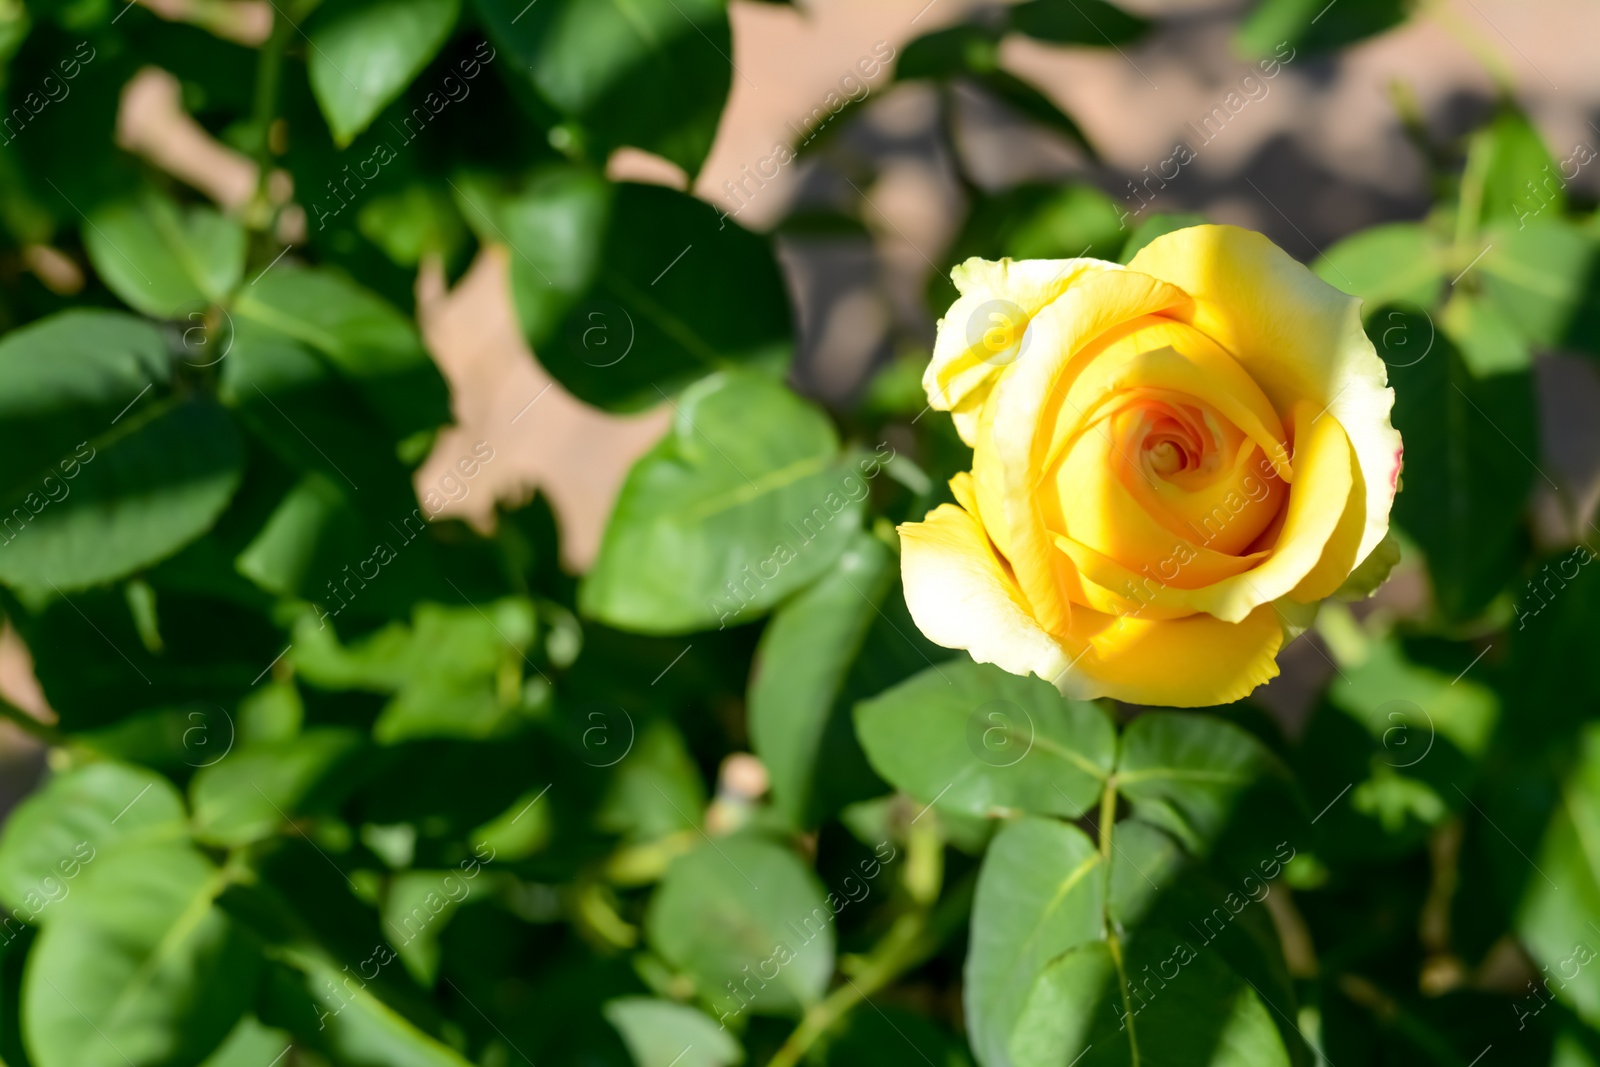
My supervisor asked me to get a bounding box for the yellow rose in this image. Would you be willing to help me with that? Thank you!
[899,225,1403,707]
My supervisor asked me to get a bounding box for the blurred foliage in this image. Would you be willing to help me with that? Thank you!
[0,0,1594,1065]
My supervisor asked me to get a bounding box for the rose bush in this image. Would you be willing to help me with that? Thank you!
[901,225,1404,706]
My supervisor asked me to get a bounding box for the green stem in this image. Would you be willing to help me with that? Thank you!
[0,697,64,747]
[246,4,293,228]
[767,873,976,1067]
[1099,775,1140,1066]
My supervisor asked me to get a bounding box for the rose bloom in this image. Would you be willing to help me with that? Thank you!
[899,225,1403,707]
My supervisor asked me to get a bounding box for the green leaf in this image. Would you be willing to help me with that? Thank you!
[1011,934,1292,1067]
[855,659,1114,821]
[964,816,1103,1067]
[1518,723,1600,1028]
[1379,309,1537,619]
[1314,222,1444,316]
[597,718,707,843]
[272,946,477,1066]
[1008,0,1150,46]
[1301,637,1497,858]
[0,311,243,591]
[895,23,1000,81]
[1464,107,1563,233]
[604,997,744,1067]
[198,1015,292,1067]
[384,869,472,986]
[931,182,1127,311]
[749,531,895,827]
[1479,219,1600,355]
[290,600,537,741]
[1116,712,1295,859]
[233,266,450,440]
[22,844,260,1067]
[1441,290,1531,376]
[644,834,834,1017]
[475,0,732,175]
[0,762,186,923]
[190,729,364,847]
[357,185,467,267]
[83,191,246,317]
[308,0,461,146]
[1236,0,1404,57]
[581,372,863,634]
[479,175,792,412]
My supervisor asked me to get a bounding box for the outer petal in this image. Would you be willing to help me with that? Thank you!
[898,503,1289,707]
[898,504,1074,683]
[925,257,1117,445]
[1056,601,1287,707]
[1128,224,1402,566]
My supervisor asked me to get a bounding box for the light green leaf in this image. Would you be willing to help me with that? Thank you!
[384,869,472,986]
[604,997,744,1067]
[1441,290,1531,375]
[190,729,364,846]
[275,946,477,1066]
[308,0,460,146]
[749,532,894,827]
[0,762,186,923]
[198,1015,292,1067]
[1479,219,1600,355]
[1465,107,1563,233]
[1314,222,1444,315]
[83,191,245,318]
[644,834,834,1017]
[965,817,1103,1067]
[581,372,862,634]
[22,844,260,1067]
[855,659,1114,821]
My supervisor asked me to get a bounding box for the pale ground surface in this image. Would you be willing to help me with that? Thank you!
[2,0,1596,760]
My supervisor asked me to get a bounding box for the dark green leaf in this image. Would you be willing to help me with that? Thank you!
[1237,0,1405,57]
[1009,0,1150,46]
[749,531,894,827]
[1119,213,1206,263]
[1116,712,1295,859]
[233,266,450,440]
[1379,310,1537,619]
[480,176,792,411]
[475,0,731,175]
